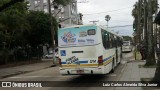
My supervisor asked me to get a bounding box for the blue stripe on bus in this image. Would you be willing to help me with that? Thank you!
[103,56,112,62]
[80,61,88,63]
[61,62,66,64]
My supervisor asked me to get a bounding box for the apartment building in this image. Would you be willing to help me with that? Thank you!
[26,0,82,27]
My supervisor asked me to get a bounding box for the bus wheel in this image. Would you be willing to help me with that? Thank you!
[110,59,115,73]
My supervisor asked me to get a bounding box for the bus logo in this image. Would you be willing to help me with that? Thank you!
[61,32,76,43]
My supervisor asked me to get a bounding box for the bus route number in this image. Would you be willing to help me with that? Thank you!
[90,60,96,63]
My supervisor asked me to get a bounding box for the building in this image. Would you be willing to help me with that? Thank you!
[26,0,83,56]
[26,0,83,27]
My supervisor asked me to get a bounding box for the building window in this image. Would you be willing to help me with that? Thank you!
[35,1,38,5]
[43,0,47,3]
[61,8,64,13]
[44,8,48,13]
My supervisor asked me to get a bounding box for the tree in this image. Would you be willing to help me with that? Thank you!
[0,0,24,12]
[26,11,57,47]
[145,0,156,66]
[0,0,72,64]
[153,0,160,81]
[0,1,30,64]
[132,0,157,66]
[54,0,72,6]
[132,2,138,45]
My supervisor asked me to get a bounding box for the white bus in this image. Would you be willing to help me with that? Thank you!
[58,25,123,75]
[122,41,132,52]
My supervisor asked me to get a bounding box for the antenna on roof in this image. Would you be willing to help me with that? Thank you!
[89,20,99,25]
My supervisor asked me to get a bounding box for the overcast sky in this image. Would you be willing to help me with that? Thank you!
[77,0,160,37]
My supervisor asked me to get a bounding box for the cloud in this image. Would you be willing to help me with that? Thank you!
[77,0,139,36]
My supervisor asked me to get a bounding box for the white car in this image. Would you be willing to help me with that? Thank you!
[44,48,59,59]
[45,53,53,59]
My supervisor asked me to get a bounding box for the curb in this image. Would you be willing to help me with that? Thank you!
[0,64,57,79]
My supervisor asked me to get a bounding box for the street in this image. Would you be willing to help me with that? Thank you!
[0,51,151,90]
[0,0,160,90]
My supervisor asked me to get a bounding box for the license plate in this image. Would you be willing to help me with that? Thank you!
[66,56,79,64]
[77,70,84,74]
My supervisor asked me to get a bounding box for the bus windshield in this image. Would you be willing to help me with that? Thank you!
[58,26,98,47]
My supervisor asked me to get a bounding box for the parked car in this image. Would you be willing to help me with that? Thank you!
[54,48,58,58]
[45,52,53,59]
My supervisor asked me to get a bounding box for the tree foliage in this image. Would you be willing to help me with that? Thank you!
[26,11,58,47]
[0,1,59,64]
[54,0,72,6]
[0,0,24,12]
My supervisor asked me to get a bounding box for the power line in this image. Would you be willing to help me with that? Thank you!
[83,6,133,15]
[111,20,132,22]
[108,25,133,28]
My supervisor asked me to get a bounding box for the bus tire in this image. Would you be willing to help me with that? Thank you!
[110,59,114,73]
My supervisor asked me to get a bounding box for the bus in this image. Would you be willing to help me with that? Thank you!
[58,25,123,75]
[122,41,132,52]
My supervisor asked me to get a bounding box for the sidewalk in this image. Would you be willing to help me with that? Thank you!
[0,59,54,79]
[116,60,156,90]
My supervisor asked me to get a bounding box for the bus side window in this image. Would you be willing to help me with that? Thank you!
[109,34,112,48]
[101,29,110,49]
[113,36,117,48]
[117,38,120,47]
[101,30,106,49]
[110,34,115,48]
[106,33,110,48]
[117,38,122,47]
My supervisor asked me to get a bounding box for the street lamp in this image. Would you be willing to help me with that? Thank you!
[105,15,111,28]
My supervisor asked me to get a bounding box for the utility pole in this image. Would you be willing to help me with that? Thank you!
[137,0,141,44]
[146,0,156,65]
[154,0,158,50]
[48,0,56,64]
[144,0,148,60]
[133,2,138,46]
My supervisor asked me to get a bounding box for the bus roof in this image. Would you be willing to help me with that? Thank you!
[59,24,123,38]
[59,24,98,29]
[99,26,122,38]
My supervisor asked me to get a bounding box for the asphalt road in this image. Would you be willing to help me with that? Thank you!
[0,51,133,90]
